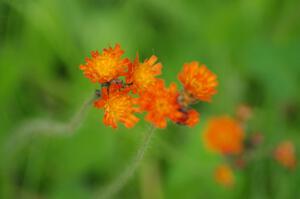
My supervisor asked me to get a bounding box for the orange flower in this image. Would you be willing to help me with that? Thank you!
[274,140,296,170]
[137,80,182,128]
[94,83,139,128]
[214,164,235,187]
[126,54,162,92]
[79,44,219,129]
[80,44,129,83]
[175,109,200,127]
[178,61,218,102]
[204,116,244,155]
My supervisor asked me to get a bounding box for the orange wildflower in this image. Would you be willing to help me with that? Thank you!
[79,44,219,129]
[94,83,139,128]
[126,54,162,92]
[274,140,297,170]
[204,116,244,155]
[80,44,129,83]
[178,61,218,102]
[214,164,235,187]
[137,80,182,128]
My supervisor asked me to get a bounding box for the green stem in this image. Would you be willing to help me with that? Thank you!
[97,125,156,199]
[4,93,97,157]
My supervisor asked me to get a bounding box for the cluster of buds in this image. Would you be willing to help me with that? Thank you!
[80,44,218,129]
[203,115,245,187]
[202,105,262,187]
[203,105,297,187]
[203,105,265,162]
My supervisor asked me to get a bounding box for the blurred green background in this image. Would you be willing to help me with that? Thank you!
[1,0,300,198]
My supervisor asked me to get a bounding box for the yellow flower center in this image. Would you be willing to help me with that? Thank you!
[133,63,155,89]
[191,78,202,90]
[155,98,172,115]
[95,55,118,78]
[105,94,131,120]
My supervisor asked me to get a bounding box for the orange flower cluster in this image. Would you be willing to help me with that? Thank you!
[204,116,245,155]
[274,140,297,170]
[214,164,235,187]
[80,44,218,128]
[202,106,298,187]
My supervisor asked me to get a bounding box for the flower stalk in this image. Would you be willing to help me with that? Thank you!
[5,93,97,156]
[97,125,156,199]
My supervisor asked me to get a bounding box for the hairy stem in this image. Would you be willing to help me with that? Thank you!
[4,93,97,156]
[1,93,96,199]
[97,125,156,199]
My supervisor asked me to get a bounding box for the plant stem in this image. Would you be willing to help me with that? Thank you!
[97,125,156,199]
[4,93,97,156]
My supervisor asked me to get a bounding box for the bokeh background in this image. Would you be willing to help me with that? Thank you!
[1,0,300,198]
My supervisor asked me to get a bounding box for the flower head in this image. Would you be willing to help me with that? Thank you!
[80,44,129,83]
[126,54,162,92]
[178,62,218,102]
[94,83,139,128]
[137,80,182,128]
[214,164,235,187]
[274,140,296,170]
[204,116,244,155]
